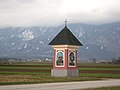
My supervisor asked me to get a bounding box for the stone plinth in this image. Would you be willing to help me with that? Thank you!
[51,69,79,77]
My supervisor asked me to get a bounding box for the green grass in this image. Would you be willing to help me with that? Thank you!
[0,66,51,70]
[0,72,120,78]
[79,68,120,70]
[0,71,50,75]
[1,72,120,78]
[0,74,100,85]
[78,63,120,67]
[0,63,120,85]
[78,86,120,90]
[80,73,120,78]
[0,65,119,70]
[0,82,38,85]
[0,66,119,70]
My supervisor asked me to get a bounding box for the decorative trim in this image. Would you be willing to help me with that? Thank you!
[52,45,79,49]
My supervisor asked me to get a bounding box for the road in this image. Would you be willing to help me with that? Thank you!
[0,79,120,90]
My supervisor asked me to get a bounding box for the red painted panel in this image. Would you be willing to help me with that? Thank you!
[76,50,78,69]
[53,49,56,69]
[65,49,68,69]
[52,48,78,70]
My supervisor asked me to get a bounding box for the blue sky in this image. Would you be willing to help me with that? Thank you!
[0,0,120,27]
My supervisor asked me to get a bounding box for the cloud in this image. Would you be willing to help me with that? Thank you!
[0,0,120,27]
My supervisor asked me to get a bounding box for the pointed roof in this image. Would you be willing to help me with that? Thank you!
[49,26,83,46]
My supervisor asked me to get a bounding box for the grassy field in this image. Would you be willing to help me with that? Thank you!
[0,63,120,85]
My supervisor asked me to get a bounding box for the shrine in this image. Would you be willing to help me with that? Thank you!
[49,20,83,77]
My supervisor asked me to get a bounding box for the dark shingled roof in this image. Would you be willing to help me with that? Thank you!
[49,26,83,46]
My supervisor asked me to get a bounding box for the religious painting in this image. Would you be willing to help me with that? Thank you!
[56,50,64,67]
[69,50,76,67]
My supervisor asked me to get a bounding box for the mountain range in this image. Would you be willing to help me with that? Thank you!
[0,22,120,60]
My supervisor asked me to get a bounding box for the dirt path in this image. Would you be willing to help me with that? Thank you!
[0,79,120,90]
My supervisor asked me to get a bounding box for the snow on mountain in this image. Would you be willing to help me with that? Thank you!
[19,30,34,41]
[100,46,104,49]
[39,41,44,44]
[24,44,28,48]
[86,47,89,50]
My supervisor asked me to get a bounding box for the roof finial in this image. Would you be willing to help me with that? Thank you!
[65,19,67,26]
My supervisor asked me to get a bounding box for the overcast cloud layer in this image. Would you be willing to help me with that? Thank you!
[0,0,120,27]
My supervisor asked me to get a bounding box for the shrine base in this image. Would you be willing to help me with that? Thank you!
[51,69,79,77]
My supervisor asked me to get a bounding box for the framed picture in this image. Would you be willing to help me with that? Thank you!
[56,50,64,67]
[68,50,76,67]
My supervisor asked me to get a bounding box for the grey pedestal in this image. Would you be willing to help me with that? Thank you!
[51,69,79,77]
